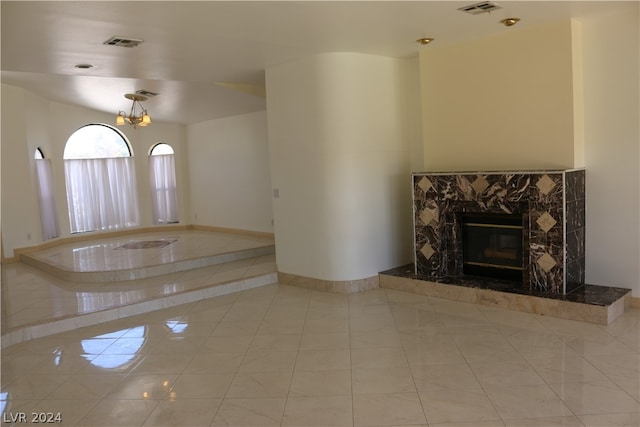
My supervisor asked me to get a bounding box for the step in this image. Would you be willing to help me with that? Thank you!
[1,270,278,348]
[379,265,631,325]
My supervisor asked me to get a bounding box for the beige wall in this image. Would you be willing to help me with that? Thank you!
[187,111,274,234]
[420,20,578,171]
[581,6,640,296]
[1,84,41,255]
[266,53,419,281]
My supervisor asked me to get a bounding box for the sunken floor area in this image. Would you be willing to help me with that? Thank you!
[1,231,639,426]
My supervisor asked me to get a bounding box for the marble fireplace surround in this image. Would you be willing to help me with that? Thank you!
[413,169,586,295]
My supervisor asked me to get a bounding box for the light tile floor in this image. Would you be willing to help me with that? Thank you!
[1,231,639,426]
[1,284,639,426]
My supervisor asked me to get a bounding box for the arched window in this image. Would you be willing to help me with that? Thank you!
[150,143,174,156]
[63,124,140,233]
[63,124,132,159]
[149,143,178,224]
[34,147,60,240]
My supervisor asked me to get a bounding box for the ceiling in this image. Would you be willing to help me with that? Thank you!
[1,1,633,125]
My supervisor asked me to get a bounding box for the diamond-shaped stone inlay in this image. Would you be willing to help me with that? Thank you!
[536,212,558,233]
[418,177,433,193]
[536,253,558,273]
[471,176,489,195]
[420,244,435,260]
[419,208,436,226]
[536,174,556,195]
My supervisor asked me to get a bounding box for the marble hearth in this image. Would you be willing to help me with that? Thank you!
[413,169,586,295]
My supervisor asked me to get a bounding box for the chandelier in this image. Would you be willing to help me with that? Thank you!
[116,93,151,127]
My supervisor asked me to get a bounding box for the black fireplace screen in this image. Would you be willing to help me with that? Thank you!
[461,212,524,281]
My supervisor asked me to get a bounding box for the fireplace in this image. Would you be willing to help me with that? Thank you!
[461,212,524,281]
[413,169,585,295]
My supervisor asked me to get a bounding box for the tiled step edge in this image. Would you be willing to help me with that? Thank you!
[20,245,275,282]
[379,273,628,325]
[1,272,277,348]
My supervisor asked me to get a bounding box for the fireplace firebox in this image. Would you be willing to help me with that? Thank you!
[461,212,524,281]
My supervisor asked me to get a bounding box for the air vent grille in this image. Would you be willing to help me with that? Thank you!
[103,36,144,48]
[135,89,159,97]
[458,1,502,15]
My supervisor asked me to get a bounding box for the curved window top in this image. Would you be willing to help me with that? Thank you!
[63,124,132,159]
[150,143,174,156]
[34,147,45,159]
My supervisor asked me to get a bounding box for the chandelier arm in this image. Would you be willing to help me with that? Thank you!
[116,94,152,128]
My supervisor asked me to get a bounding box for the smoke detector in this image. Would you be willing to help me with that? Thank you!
[103,36,144,48]
[458,1,502,15]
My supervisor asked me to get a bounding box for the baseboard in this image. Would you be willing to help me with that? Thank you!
[277,271,379,293]
[189,224,274,239]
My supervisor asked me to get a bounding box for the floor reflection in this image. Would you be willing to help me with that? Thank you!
[82,326,147,370]
[165,319,188,334]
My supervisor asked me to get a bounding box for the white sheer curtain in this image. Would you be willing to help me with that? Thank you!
[64,157,140,233]
[34,159,60,240]
[149,153,178,223]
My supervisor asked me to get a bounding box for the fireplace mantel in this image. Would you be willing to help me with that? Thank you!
[412,169,585,295]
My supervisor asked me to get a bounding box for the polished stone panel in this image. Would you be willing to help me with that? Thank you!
[413,169,586,295]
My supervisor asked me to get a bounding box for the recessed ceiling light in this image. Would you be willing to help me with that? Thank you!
[416,38,434,45]
[74,63,94,69]
[500,17,521,27]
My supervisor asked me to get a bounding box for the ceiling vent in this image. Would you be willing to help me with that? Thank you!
[103,36,144,48]
[135,89,159,97]
[458,1,502,15]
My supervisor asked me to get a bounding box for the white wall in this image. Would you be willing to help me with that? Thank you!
[1,84,189,257]
[187,111,273,234]
[266,53,419,281]
[420,20,579,171]
[1,84,41,255]
[581,6,640,296]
